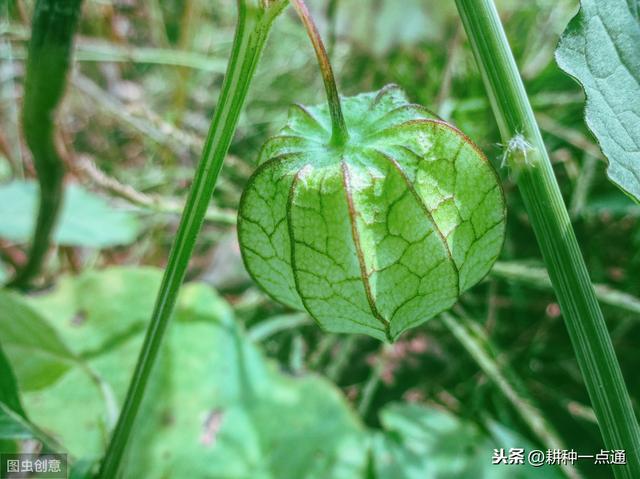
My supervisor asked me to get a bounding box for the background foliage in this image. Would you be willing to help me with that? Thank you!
[0,0,638,477]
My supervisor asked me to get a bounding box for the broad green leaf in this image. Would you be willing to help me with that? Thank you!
[28,267,232,356]
[16,268,367,478]
[129,326,365,479]
[556,0,640,202]
[0,291,78,390]
[0,180,140,247]
[372,403,563,479]
[22,334,141,456]
[238,86,506,341]
[0,316,71,451]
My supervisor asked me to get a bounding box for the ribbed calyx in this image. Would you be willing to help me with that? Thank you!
[238,85,506,341]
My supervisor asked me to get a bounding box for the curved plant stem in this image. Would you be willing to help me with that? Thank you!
[96,2,287,477]
[291,0,348,146]
[454,1,640,477]
[9,0,83,289]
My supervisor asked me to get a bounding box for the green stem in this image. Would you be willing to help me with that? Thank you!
[326,336,358,382]
[96,2,286,477]
[291,0,348,146]
[491,261,640,317]
[454,1,640,476]
[308,334,339,369]
[357,346,387,418]
[248,313,310,342]
[9,0,83,289]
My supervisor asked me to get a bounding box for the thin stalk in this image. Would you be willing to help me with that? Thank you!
[74,154,236,224]
[455,1,640,476]
[291,0,348,146]
[491,261,640,317]
[308,333,339,369]
[9,0,84,289]
[357,346,388,418]
[248,312,310,342]
[569,153,597,219]
[96,2,287,477]
[289,333,305,374]
[326,335,358,382]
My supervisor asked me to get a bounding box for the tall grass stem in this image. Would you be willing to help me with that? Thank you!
[454,1,640,476]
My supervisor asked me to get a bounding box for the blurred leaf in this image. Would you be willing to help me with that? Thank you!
[0,403,33,440]
[371,403,563,478]
[0,290,77,391]
[27,267,233,357]
[28,267,171,357]
[0,181,140,247]
[0,343,31,441]
[556,0,640,202]
[17,268,367,478]
[0,402,63,451]
[0,343,25,417]
[0,345,66,451]
[174,280,233,324]
[0,325,69,451]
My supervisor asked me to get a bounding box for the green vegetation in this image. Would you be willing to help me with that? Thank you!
[9,0,83,288]
[456,0,640,476]
[1,0,639,478]
[238,85,506,341]
[556,0,640,202]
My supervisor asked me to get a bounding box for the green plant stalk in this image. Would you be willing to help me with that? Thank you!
[248,313,310,342]
[9,0,83,289]
[96,2,287,477]
[291,0,348,146]
[357,346,387,418]
[455,1,640,476]
[326,336,358,382]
